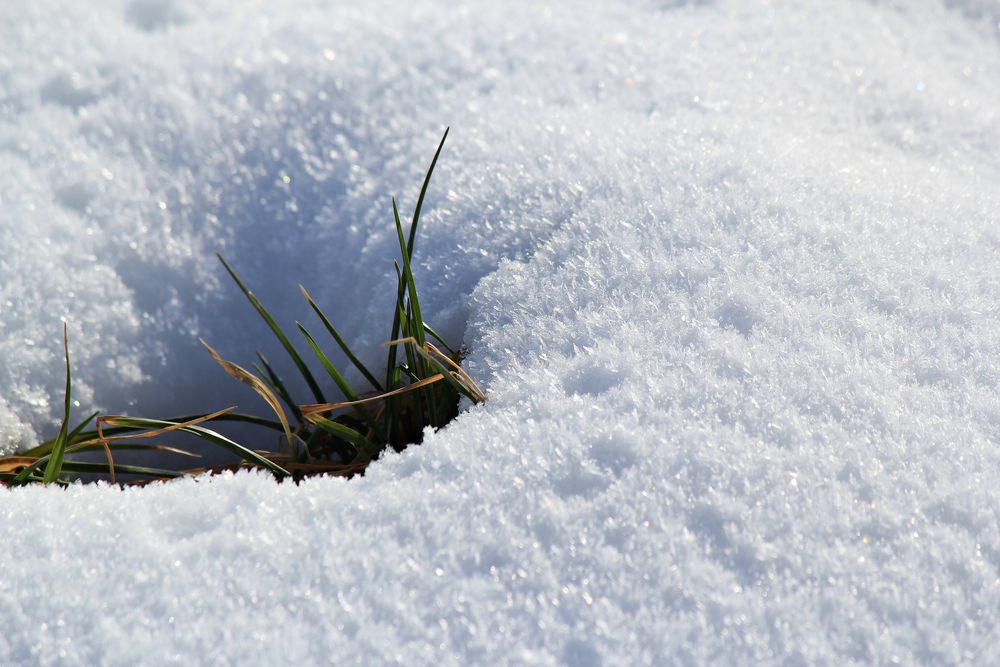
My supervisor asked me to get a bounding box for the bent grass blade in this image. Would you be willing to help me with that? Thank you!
[216,253,326,405]
[384,337,485,405]
[201,340,295,450]
[98,414,291,479]
[254,352,303,424]
[300,373,445,415]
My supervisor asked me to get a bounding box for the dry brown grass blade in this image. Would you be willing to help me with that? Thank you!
[84,406,236,446]
[424,341,486,401]
[95,418,117,484]
[384,337,486,403]
[0,456,38,474]
[300,373,445,415]
[382,337,419,348]
[200,339,295,449]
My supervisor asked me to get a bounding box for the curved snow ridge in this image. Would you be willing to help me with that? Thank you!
[3,0,1000,664]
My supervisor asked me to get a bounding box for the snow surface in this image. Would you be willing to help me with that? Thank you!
[3,0,1000,663]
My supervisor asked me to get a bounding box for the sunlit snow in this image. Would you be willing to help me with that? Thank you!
[2,1,1000,664]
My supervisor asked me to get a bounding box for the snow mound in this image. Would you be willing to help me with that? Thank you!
[2,0,1000,664]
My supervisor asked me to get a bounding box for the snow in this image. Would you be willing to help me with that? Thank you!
[2,0,1000,663]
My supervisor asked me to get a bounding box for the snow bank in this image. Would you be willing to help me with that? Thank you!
[3,0,1000,664]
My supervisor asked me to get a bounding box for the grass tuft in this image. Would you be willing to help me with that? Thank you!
[2,128,482,488]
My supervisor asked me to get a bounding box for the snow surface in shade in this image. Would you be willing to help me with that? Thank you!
[3,0,1000,664]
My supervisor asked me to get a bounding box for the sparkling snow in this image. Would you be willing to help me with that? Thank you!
[2,1,1000,664]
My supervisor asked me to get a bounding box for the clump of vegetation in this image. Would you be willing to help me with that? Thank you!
[1,129,484,487]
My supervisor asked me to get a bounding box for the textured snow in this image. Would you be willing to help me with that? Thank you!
[3,0,1000,664]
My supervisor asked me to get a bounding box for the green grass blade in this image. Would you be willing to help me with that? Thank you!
[386,265,427,439]
[297,323,386,442]
[1,471,43,484]
[8,440,198,484]
[10,457,49,485]
[188,411,284,431]
[384,365,401,445]
[397,364,420,383]
[385,129,447,386]
[407,127,449,257]
[11,456,184,483]
[297,322,359,402]
[216,253,326,405]
[18,443,52,458]
[56,461,185,479]
[254,352,303,423]
[386,261,408,391]
[1,471,61,486]
[42,325,73,484]
[422,323,457,356]
[18,410,98,458]
[409,342,485,405]
[21,412,283,458]
[300,285,383,392]
[103,416,290,478]
[304,414,382,463]
[393,201,437,423]
[397,296,421,386]
[395,297,426,429]
[68,411,99,444]
[393,199,427,350]
[66,442,200,458]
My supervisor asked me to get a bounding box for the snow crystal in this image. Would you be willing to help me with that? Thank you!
[2,0,1000,664]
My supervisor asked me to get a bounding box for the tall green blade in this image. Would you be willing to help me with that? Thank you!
[396,291,420,387]
[398,301,425,432]
[42,325,72,484]
[387,128,448,374]
[297,323,359,402]
[394,199,437,423]
[385,262,408,391]
[300,286,383,392]
[297,323,385,442]
[407,127,449,257]
[422,323,457,356]
[67,411,100,444]
[393,199,426,351]
[216,253,326,405]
